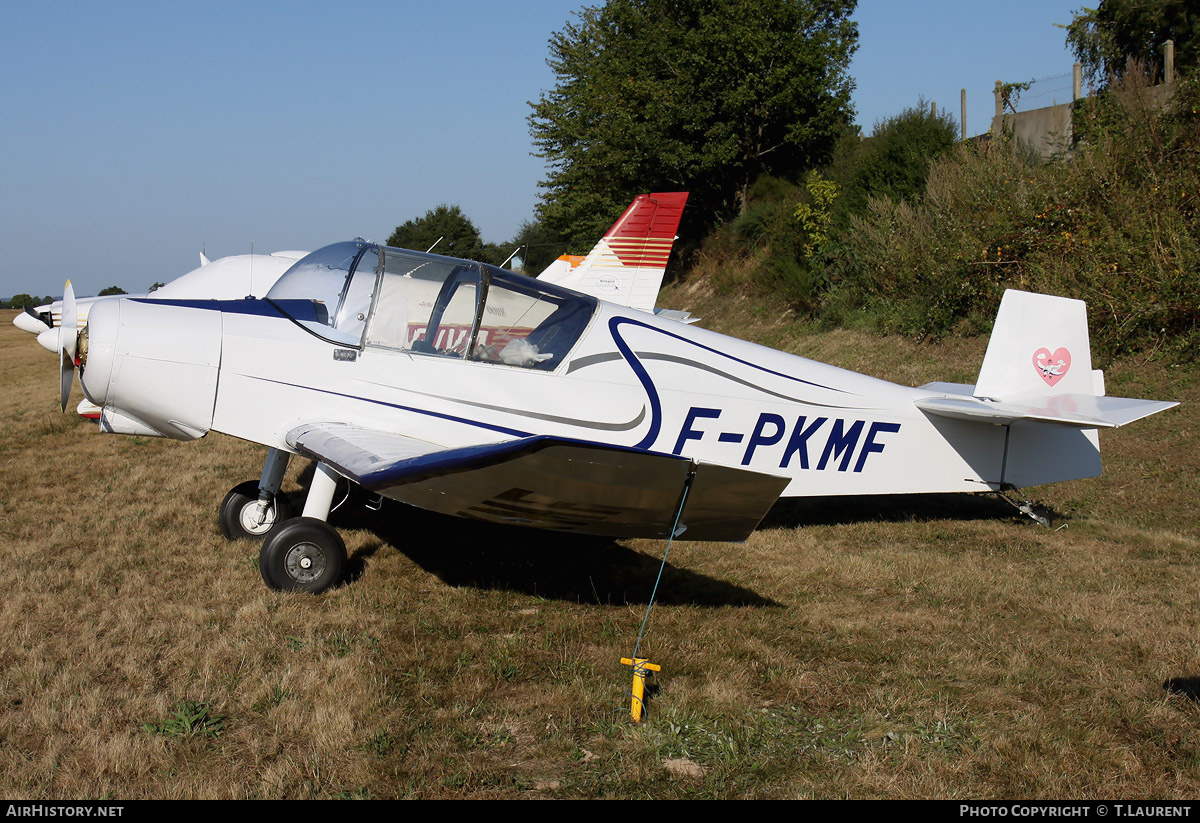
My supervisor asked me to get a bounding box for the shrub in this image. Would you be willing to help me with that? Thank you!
[820,74,1200,359]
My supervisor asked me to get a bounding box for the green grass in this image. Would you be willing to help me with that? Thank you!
[141,700,226,740]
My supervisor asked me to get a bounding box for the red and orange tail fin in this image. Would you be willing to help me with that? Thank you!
[538,192,688,312]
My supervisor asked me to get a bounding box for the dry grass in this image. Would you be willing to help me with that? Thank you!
[2,308,1198,799]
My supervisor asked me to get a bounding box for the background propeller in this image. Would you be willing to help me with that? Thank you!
[58,281,77,412]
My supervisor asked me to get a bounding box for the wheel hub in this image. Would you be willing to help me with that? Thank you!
[238,500,276,535]
[283,541,327,584]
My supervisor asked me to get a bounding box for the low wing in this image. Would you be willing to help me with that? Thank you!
[287,423,788,541]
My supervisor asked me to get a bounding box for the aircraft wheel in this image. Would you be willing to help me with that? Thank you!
[219,481,292,541]
[259,517,346,594]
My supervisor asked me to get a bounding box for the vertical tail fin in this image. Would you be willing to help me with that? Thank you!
[974,289,1098,401]
[960,289,1174,489]
[537,192,689,312]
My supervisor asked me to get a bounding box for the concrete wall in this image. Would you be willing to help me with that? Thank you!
[991,102,1074,159]
[988,43,1178,159]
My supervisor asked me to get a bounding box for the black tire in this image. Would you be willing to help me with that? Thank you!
[219,481,292,541]
[259,517,346,594]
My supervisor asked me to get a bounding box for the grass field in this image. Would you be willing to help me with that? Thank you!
[1,306,1198,799]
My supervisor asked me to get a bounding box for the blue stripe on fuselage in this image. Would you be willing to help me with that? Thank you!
[129,297,327,323]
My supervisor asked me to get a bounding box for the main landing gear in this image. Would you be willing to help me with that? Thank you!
[219,449,348,594]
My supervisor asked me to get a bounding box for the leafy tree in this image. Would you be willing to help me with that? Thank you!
[1064,1,1197,86]
[508,217,567,275]
[792,171,839,258]
[834,102,958,221]
[8,293,35,309]
[529,0,858,252]
[387,204,487,261]
[98,286,127,296]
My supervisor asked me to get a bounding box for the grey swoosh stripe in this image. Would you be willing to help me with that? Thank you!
[401,386,648,431]
[568,352,862,410]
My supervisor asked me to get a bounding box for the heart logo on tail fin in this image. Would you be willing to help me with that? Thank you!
[1032,347,1071,387]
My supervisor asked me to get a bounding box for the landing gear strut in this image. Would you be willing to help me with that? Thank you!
[251,456,348,594]
[223,450,350,594]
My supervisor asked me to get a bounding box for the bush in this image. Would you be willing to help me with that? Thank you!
[820,74,1200,359]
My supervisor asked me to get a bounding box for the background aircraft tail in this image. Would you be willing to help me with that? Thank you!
[537,192,688,312]
[916,289,1176,489]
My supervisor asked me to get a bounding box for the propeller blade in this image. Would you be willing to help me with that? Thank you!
[59,347,74,412]
[58,281,77,412]
[61,280,77,362]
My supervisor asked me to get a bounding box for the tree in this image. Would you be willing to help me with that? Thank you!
[98,286,127,296]
[1064,2,1198,87]
[835,101,959,221]
[508,217,566,275]
[529,0,858,252]
[8,293,35,309]
[387,204,487,261]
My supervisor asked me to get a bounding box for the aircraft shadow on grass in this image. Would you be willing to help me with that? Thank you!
[1163,677,1200,702]
[293,463,776,607]
[292,464,1047,607]
[758,490,1047,529]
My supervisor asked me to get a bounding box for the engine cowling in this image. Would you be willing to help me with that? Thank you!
[81,299,222,440]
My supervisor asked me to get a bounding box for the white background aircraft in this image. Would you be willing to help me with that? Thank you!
[13,248,309,342]
[46,202,1175,594]
[14,250,309,418]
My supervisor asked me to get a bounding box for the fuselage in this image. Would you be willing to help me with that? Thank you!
[78,241,1012,501]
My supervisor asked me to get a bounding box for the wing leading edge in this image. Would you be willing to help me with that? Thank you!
[287,423,789,541]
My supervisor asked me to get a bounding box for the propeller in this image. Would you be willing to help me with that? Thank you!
[58,281,77,412]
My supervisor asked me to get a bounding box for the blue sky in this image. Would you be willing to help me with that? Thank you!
[1,0,1085,298]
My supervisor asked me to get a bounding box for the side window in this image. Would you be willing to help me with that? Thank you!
[471,277,595,370]
[413,275,478,356]
[365,250,481,358]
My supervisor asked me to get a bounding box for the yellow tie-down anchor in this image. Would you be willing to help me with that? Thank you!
[620,657,661,723]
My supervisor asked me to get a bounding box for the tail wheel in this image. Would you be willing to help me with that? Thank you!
[219,480,292,541]
[259,517,346,594]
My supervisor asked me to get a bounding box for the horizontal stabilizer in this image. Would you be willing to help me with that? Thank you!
[916,390,1177,428]
[653,308,700,324]
[287,423,788,541]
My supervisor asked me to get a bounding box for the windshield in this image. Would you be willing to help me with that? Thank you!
[266,240,376,345]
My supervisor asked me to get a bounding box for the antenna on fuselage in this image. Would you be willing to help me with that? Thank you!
[499,245,523,269]
[425,237,443,254]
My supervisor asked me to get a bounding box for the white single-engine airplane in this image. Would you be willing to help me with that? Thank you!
[48,195,1176,594]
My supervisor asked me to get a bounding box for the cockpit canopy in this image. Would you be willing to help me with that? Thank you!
[266,240,597,370]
